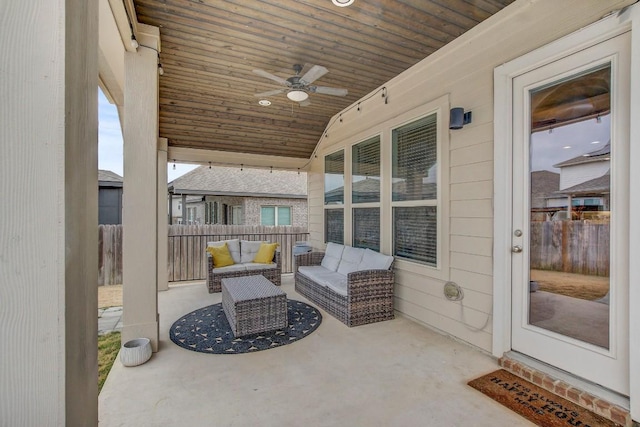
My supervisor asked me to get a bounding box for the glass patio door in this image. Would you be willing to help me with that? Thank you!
[511,33,630,394]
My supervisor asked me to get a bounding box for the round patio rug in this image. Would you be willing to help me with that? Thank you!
[169,299,322,354]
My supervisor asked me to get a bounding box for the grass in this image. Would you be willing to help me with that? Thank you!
[530,269,609,301]
[98,285,123,393]
[98,331,121,393]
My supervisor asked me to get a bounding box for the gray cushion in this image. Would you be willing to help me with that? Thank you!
[240,240,265,263]
[210,263,247,274]
[208,239,241,264]
[298,266,348,296]
[321,242,344,272]
[244,262,277,271]
[357,249,394,271]
[337,246,366,275]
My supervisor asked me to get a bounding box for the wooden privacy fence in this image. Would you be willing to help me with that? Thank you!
[98,225,123,286]
[168,225,309,282]
[98,225,310,285]
[530,221,609,276]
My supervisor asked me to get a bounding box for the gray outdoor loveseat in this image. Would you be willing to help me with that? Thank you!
[206,239,281,293]
[294,243,395,327]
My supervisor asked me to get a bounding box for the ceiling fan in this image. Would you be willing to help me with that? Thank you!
[253,64,348,106]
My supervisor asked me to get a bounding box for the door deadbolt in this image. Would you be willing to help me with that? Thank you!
[514,229,522,237]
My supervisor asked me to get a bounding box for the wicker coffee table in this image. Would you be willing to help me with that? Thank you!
[221,275,288,338]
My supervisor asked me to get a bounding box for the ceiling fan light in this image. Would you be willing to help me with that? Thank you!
[287,90,309,102]
[332,0,354,6]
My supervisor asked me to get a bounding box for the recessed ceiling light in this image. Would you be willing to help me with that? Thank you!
[563,146,571,149]
[332,0,354,6]
[258,100,271,106]
[591,141,600,144]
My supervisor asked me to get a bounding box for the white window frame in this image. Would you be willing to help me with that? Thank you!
[351,135,381,250]
[387,107,449,278]
[319,95,449,280]
[324,148,346,244]
[260,205,292,226]
[230,205,242,225]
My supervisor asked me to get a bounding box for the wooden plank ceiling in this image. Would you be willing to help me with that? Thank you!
[134,0,515,159]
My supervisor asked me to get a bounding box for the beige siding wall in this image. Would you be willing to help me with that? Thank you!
[307,0,632,352]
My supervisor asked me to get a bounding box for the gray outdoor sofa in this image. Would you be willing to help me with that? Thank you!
[294,243,395,327]
[206,239,281,293]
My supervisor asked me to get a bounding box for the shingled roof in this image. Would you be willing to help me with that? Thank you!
[530,170,560,208]
[553,142,610,168]
[555,171,610,196]
[99,169,123,182]
[169,166,307,198]
[98,170,123,187]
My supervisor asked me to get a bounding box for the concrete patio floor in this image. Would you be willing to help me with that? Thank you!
[98,276,533,426]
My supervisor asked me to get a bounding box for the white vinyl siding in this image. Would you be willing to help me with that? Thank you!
[305,1,629,354]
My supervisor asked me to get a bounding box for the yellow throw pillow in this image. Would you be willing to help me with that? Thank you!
[253,242,279,264]
[207,243,235,268]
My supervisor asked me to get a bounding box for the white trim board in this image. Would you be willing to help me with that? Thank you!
[493,6,640,418]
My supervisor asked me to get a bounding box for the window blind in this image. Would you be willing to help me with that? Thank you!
[325,209,344,244]
[392,114,438,201]
[352,136,380,203]
[277,206,291,225]
[393,206,437,266]
[353,208,380,251]
[325,150,345,205]
[261,207,275,226]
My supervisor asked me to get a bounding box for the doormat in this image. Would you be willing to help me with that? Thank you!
[468,370,617,427]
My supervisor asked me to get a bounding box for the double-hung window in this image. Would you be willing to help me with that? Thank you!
[352,136,380,251]
[392,113,439,266]
[324,150,344,244]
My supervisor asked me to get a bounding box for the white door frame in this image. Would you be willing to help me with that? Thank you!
[493,7,640,418]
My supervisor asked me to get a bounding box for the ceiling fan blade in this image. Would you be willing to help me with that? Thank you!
[252,69,290,86]
[312,86,348,96]
[254,89,286,97]
[299,99,312,107]
[300,65,328,85]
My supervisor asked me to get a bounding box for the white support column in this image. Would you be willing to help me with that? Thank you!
[158,138,169,292]
[122,24,161,351]
[1,0,98,425]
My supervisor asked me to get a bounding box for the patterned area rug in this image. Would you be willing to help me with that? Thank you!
[468,370,616,427]
[170,299,321,354]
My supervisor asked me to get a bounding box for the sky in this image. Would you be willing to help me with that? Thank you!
[530,114,610,173]
[98,88,198,182]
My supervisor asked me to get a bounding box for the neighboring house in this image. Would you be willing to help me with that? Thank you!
[547,143,611,215]
[98,170,123,224]
[168,166,307,226]
[529,170,560,221]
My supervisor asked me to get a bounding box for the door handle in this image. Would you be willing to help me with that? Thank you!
[511,245,523,253]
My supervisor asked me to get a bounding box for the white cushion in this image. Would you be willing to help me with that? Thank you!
[240,240,264,263]
[337,246,366,275]
[297,265,330,277]
[357,249,394,271]
[210,263,247,274]
[320,242,344,272]
[208,239,241,264]
[244,262,277,271]
[298,267,348,297]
